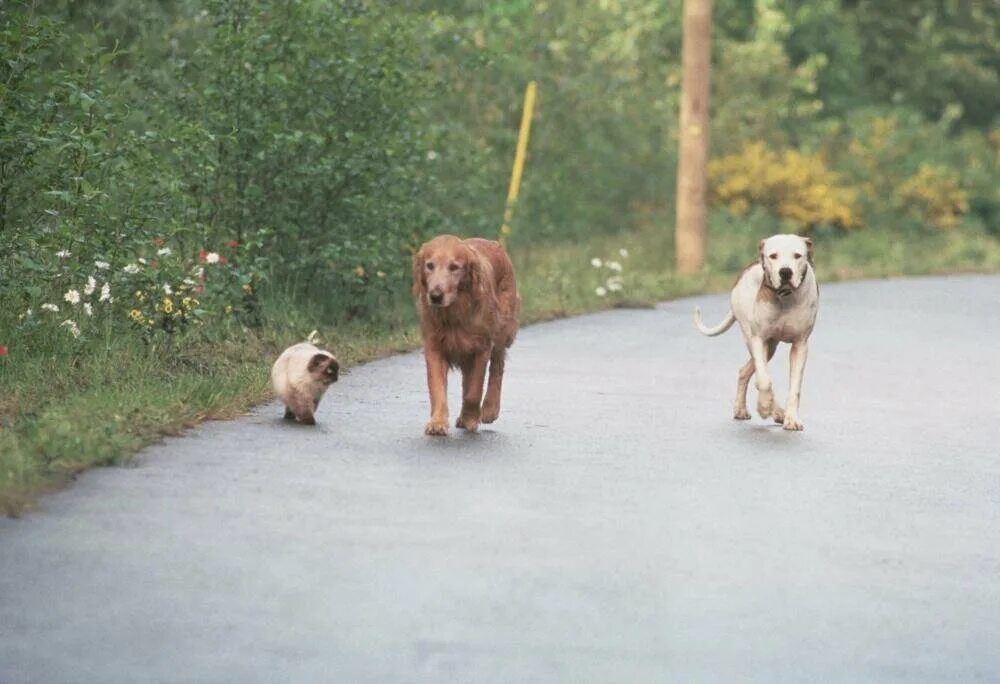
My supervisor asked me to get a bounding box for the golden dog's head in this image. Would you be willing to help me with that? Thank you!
[412,235,485,308]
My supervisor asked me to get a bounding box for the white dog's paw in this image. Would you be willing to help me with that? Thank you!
[756,392,774,420]
[733,407,751,420]
[771,406,785,423]
[782,415,804,431]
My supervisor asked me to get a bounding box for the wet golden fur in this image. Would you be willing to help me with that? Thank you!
[412,235,520,435]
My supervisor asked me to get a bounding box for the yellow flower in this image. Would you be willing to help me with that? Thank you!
[225,305,233,314]
[242,283,253,294]
[134,290,146,302]
[353,265,366,278]
[162,297,174,314]
[181,297,195,311]
[129,309,144,322]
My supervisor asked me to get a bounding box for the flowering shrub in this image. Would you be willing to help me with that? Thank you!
[896,164,969,230]
[121,240,263,338]
[589,248,629,299]
[708,142,859,231]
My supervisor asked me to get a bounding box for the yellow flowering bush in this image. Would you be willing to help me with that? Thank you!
[708,142,858,231]
[896,164,969,230]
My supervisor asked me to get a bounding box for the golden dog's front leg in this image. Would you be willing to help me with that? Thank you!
[424,348,450,435]
[456,350,490,432]
[481,346,506,424]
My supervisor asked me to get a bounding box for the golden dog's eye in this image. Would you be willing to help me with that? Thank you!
[769,253,778,260]
[793,253,802,259]
[448,263,460,272]
[426,262,434,271]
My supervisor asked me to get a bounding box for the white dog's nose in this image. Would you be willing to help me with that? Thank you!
[779,267,793,281]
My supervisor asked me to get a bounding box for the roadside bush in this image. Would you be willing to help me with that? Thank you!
[896,164,969,230]
[707,142,858,232]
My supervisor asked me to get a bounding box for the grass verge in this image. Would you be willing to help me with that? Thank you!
[3,220,999,515]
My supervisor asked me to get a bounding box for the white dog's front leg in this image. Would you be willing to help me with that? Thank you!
[783,339,809,431]
[750,336,774,419]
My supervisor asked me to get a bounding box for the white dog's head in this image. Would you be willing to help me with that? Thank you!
[759,234,814,293]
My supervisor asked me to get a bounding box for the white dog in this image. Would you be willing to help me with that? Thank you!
[693,234,818,431]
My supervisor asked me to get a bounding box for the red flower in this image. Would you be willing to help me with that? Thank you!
[0,345,7,357]
[218,255,227,264]
[151,259,159,269]
[227,240,239,249]
[198,250,208,263]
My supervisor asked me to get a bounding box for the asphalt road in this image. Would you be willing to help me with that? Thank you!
[2,274,999,683]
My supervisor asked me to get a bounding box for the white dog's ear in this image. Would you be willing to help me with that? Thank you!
[759,238,767,267]
[804,237,814,264]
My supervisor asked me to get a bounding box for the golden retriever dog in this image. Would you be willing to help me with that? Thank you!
[412,235,520,436]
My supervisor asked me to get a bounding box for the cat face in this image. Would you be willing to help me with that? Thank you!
[307,352,340,385]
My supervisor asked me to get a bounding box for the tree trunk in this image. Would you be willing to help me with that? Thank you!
[675,0,713,274]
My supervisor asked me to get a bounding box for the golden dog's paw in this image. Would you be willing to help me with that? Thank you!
[425,419,449,436]
[455,413,480,432]
[782,415,804,431]
[733,408,751,420]
[480,402,500,424]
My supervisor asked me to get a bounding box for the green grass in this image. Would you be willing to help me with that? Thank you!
[3,219,999,515]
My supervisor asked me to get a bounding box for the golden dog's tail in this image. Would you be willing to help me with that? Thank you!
[693,306,736,337]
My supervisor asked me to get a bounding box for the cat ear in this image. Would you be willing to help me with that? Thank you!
[307,353,329,372]
[326,357,340,381]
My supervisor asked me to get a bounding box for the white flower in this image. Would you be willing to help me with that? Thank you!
[607,261,623,272]
[204,252,220,264]
[182,278,196,286]
[23,308,33,318]
[83,303,93,316]
[94,260,110,270]
[123,263,140,274]
[157,247,172,257]
[56,250,71,259]
[137,257,147,265]
[99,282,111,302]
[195,267,204,278]
[64,289,81,305]
[590,258,603,268]
[376,271,386,278]
[619,248,629,258]
[84,276,97,296]
[595,286,608,297]
[163,284,173,295]
[426,150,439,161]
[61,320,81,338]
[41,303,59,313]
[606,276,623,292]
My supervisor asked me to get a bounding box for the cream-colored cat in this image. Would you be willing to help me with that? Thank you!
[271,342,339,425]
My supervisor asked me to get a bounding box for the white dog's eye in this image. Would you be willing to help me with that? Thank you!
[793,253,802,259]
[769,253,778,260]
[449,263,460,272]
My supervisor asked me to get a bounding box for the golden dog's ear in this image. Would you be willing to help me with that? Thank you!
[411,248,426,297]
[466,246,493,303]
[804,237,815,265]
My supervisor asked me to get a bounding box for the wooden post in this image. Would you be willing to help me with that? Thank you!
[675,0,712,274]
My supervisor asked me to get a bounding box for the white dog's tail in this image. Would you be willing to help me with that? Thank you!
[693,306,736,337]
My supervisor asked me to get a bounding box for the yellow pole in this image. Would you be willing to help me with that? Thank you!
[499,81,537,247]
